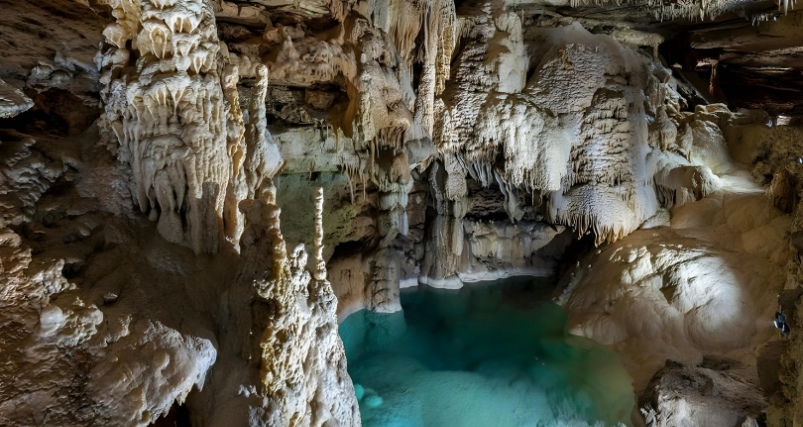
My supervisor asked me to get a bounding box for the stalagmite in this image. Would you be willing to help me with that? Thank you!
[255,184,358,427]
[244,65,283,200]
[314,187,327,280]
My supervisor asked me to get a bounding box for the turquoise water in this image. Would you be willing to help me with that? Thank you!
[339,277,635,427]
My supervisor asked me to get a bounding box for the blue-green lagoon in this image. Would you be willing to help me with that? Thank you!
[338,277,634,427]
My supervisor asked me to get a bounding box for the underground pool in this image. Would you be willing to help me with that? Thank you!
[338,277,635,427]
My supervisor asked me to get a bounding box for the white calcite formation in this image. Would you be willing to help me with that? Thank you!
[248,186,357,426]
[98,0,231,254]
[1,0,802,425]
[420,20,721,287]
[0,78,33,118]
[555,107,793,424]
[1,0,357,425]
[439,22,667,245]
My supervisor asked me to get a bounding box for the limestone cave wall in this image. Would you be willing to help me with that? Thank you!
[3,0,803,426]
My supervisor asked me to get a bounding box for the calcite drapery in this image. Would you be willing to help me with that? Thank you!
[98,0,230,254]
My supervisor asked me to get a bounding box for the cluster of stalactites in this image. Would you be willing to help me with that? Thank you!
[780,0,798,14]
[568,0,754,22]
[412,0,457,136]
[553,206,631,246]
[331,0,456,208]
[650,0,781,22]
[432,19,698,247]
[98,0,285,254]
[98,0,229,255]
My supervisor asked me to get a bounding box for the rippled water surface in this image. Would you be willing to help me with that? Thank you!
[338,277,635,427]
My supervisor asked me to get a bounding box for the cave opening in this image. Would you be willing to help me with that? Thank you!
[339,277,635,427]
[152,402,192,427]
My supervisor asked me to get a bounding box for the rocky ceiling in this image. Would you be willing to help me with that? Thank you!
[0,0,797,98]
[6,0,801,119]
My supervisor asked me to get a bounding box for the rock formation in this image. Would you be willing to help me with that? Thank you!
[3,0,803,425]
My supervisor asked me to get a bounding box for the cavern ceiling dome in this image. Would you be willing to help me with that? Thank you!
[2,0,803,425]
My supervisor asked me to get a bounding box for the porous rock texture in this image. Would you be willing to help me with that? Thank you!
[639,357,766,426]
[3,0,803,425]
[1,0,357,425]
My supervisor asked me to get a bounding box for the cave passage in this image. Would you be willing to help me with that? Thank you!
[338,277,635,427]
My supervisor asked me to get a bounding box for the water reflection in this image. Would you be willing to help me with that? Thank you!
[339,277,635,427]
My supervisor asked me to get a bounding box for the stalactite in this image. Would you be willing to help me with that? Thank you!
[413,0,457,137]
[244,64,283,201]
[98,0,230,255]
[222,64,248,248]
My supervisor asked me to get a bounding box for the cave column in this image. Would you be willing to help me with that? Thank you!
[420,155,469,287]
[98,0,231,254]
